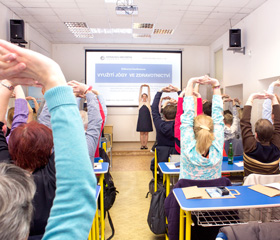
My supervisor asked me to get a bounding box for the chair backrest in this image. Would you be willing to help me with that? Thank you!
[243,173,280,186]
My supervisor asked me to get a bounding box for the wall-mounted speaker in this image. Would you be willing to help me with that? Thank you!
[10,19,26,43]
[229,29,241,48]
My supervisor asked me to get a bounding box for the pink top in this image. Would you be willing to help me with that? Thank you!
[175,97,202,153]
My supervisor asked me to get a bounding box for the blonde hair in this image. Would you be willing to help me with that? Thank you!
[193,114,214,155]
[7,107,15,129]
[224,113,233,126]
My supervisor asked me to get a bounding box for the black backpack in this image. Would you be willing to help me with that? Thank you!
[98,148,119,240]
[147,185,167,234]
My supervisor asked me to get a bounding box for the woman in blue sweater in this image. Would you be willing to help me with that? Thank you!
[0,39,97,240]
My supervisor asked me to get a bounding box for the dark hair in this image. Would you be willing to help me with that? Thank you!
[203,101,212,117]
[9,121,53,171]
[255,119,274,144]
[224,110,232,115]
[162,105,177,120]
[141,93,148,98]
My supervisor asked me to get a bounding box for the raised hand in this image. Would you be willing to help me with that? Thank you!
[68,80,88,98]
[161,96,171,100]
[168,84,180,92]
[0,39,66,90]
[160,86,172,92]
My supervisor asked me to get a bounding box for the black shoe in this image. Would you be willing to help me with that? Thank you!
[140,146,145,150]
[144,146,148,149]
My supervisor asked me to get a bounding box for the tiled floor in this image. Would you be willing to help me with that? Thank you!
[104,142,165,240]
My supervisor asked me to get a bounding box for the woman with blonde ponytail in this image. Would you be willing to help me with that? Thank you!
[180,76,224,180]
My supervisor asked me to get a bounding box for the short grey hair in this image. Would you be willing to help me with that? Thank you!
[0,163,36,240]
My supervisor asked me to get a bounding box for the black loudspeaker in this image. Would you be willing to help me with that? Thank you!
[10,19,26,43]
[229,29,241,48]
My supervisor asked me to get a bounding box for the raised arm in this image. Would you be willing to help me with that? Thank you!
[0,39,97,240]
[0,80,14,162]
[138,84,144,103]
[241,93,267,153]
[265,92,280,149]
[26,96,39,113]
[262,80,280,123]
[6,85,29,143]
[147,84,151,103]
[68,80,103,162]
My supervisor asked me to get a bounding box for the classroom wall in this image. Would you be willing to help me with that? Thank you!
[52,44,210,142]
[0,2,52,107]
[210,0,280,125]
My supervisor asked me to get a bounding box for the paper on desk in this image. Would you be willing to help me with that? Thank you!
[234,161,244,167]
[249,184,280,197]
[265,182,280,191]
[182,186,209,199]
[94,163,102,170]
[165,162,178,170]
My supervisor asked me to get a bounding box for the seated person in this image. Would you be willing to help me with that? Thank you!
[0,163,36,240]
[151,85,180,148]
[241,92,280,176]
[175,83,203,154]
[180,76,224,180]
[151,85,179,173]
[223,97,239,141]
[0,39,97,240]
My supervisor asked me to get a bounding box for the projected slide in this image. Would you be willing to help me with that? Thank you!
[86,50,182,106]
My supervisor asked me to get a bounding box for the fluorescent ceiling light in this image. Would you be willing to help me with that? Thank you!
[64,22,94,38]
[133,34,151,38]
[91,28,132,34]
[153,29,174,35]
[133,23,154,29]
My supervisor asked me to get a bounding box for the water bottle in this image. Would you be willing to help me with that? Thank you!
[228,142,234,165]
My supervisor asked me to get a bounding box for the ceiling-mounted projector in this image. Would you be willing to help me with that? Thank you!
[115,5,138,15]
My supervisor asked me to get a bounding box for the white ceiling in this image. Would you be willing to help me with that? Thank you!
[0,0,268,45]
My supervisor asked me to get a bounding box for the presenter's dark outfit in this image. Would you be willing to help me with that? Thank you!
[136,104,153,132]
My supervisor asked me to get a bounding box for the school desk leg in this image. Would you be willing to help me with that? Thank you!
[179,208,184,240]
[99,174,105,240]
[95,209,100,240]
[166,174,170,197]
[91,215,96,240]
[88,228,92,240]
[185,211,191,240]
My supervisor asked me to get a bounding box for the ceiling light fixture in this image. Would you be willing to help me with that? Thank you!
[64,22,94,38]
[133,23,154,29]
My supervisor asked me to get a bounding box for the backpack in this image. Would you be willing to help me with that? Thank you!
[147,185,167,234]
[146,178,164,198]
[98,148,119,240]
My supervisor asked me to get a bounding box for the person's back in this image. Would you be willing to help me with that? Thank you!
[180,76,224,180]
[241,93,280,176]
[151,86,178,147]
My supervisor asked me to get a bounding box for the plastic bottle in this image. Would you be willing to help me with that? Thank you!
[228,142,234,165]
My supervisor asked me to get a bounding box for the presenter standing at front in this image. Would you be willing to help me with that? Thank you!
[136,84,153,149]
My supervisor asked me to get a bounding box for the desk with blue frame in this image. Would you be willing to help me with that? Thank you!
[173,185,280,240]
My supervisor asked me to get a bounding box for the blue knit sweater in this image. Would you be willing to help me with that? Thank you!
[42,86,97,240]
